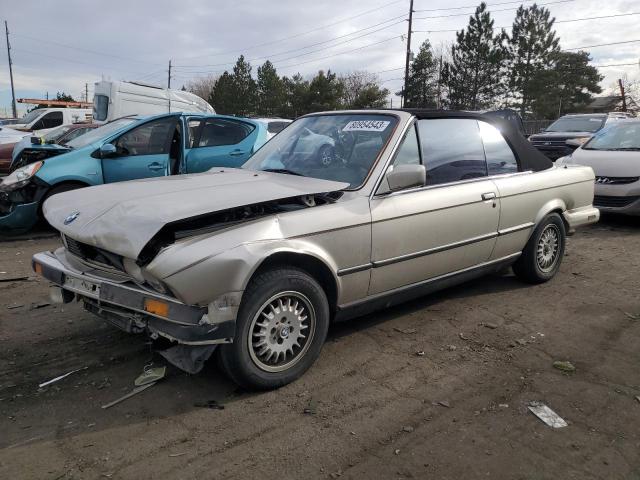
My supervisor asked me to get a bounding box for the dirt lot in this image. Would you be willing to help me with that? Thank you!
[1,216,639,480]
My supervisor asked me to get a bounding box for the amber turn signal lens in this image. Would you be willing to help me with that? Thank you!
[34,262,43,275]
[144,298,169,317]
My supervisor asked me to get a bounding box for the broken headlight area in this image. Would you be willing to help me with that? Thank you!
[12,148,67,172]
[0,173,48,215]
[137,192,342,265]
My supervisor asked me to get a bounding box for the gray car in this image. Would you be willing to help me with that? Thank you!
[32,109,599,389]
[557,120,640,215]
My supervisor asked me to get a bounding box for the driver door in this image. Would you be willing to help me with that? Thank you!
[102,117,178,183]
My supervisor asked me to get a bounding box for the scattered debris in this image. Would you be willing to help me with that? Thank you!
[459,332,469,341]
[481,322,498,329]
[30,302,51,310]
[394,327,417,334]
[194,400,225,410]
[0,276,30,283]
[498,403,509,408]
[303,398,318,415]
[553,361,576,373]
[39,367,88,388]
[101,382,156,409]
[516,339,527,346]
[528,401,568,428]
[169,452,187,457]
[394,449,401,455]
[134,366,166,386]
[330,470,343,478]
[437,400,451,408]
[446,345,457,351]
[402,426,414,433]
[415,350,425,357]
[157,344,216,374]
[635,396,640,404]
[6,304,23,310]
[623,312,640,321]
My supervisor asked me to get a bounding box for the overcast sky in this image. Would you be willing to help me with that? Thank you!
[1,0,638,117]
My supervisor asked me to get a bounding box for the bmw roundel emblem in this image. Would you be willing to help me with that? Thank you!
[64,211,80,225]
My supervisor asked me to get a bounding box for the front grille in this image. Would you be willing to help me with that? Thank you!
[593,195,640,208]
[595,176,639,185]
[63,235,125,271]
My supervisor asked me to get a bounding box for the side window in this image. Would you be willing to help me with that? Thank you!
[35,111,64,129]
[60,127,89,144]
[392,124,420,166]
[417,119,487,185]
[114,118,175,157]
[187,119,202,148]
[479,121,518,175]
[198,119,254,147]
[267,121,289,135]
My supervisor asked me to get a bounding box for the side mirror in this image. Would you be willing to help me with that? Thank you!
[99,143,117,158]
[386,164,426,192]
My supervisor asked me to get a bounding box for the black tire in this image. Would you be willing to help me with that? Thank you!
[317,144,335,166]
[218,267,330,390]
[513,213,566,284]
[39,183,86,227]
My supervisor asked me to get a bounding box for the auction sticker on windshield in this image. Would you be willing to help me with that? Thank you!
[343,120,391,132]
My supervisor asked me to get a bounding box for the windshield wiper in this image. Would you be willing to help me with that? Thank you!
[610,147,640,151]
[262,168,305,177]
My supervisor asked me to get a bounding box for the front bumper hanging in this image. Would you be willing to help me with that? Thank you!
[32,250,235,345]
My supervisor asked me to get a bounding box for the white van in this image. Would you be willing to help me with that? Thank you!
[93,81,215,123]
[10,108,91,132]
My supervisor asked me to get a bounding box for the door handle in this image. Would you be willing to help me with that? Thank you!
[147,162,164,171]
[481,192,496,200]
[229,150,245,157]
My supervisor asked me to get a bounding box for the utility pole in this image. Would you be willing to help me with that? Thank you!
[167,60,172,89]
[4,21,17,118]
[402,0,414,108]
[85,83,89,103]
[618,78,627,112]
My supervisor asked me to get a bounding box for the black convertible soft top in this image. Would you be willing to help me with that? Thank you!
[398,108,553,172]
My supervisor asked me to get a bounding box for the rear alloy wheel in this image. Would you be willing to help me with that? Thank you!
[513,213,566,284]
[218,267,329,390]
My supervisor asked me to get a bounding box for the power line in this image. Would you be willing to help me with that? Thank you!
[413,11,640,33]
[173,0,405,61]
[413,0,574,20]
[174,17,406,69]
[593,62,638,68]
[415,0,539,12]
[565,39,640,50]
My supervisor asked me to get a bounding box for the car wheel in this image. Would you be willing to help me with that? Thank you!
[317,144,334,166]
[513,213,566,284]
[218,267,330,390]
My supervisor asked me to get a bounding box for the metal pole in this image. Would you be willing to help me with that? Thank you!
[5,21,17,118]
[85,83,89,103]
[402,0,414,108]
[168,60,172,89]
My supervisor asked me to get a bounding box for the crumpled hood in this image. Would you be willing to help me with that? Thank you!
[567,148,640,176]
[44,168,348,259]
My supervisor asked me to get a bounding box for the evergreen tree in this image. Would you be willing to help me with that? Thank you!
[341,71,389,108]
[404,40,438,108]
[257,60,286,117]
[282,73,310,118]
[442,3,507,110]
[529,51,603,118]
[507,3,560,116]
[55,92,75,102]
[231,55,257,116]
[208,71,235,115]
[305,70,344,113]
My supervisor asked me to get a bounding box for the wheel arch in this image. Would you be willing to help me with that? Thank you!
[249,251,339,318]
[531,199,569,239]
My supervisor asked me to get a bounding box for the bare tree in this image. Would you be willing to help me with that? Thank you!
[340,71,389,108]
[185,74,219,101]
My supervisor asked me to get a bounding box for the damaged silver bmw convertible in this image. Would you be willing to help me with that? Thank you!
[33,109,599,389]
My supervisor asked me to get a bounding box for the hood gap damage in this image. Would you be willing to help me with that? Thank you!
[137,192,342,266]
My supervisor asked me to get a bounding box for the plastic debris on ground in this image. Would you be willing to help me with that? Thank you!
[553,360,576,373]
[157,344,217,374]
[134,366,166,386]
[101,382,156,409]
[528,401,568,428]
[39,367,88,388]
[194,400,225,410]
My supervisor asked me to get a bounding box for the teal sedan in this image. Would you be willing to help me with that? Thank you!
[0,113,270,233]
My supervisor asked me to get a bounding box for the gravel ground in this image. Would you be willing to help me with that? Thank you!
[0,215,639,480]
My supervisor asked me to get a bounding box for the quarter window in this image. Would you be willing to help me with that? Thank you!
[479,121,518,175]
[198,119,254,147]
[417,119,487,185]
[392,124,421,166]
[114,118,176,156]
[93,95,109,122]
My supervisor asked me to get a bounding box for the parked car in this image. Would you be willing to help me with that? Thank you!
[253,118,292,139]
[0,113,271,233]
[7,123,98,174]
[557,120,640,215]
[32,109,599,389]
[528,112,634,160]
[0,108,92,144]
[93,80,214,124]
